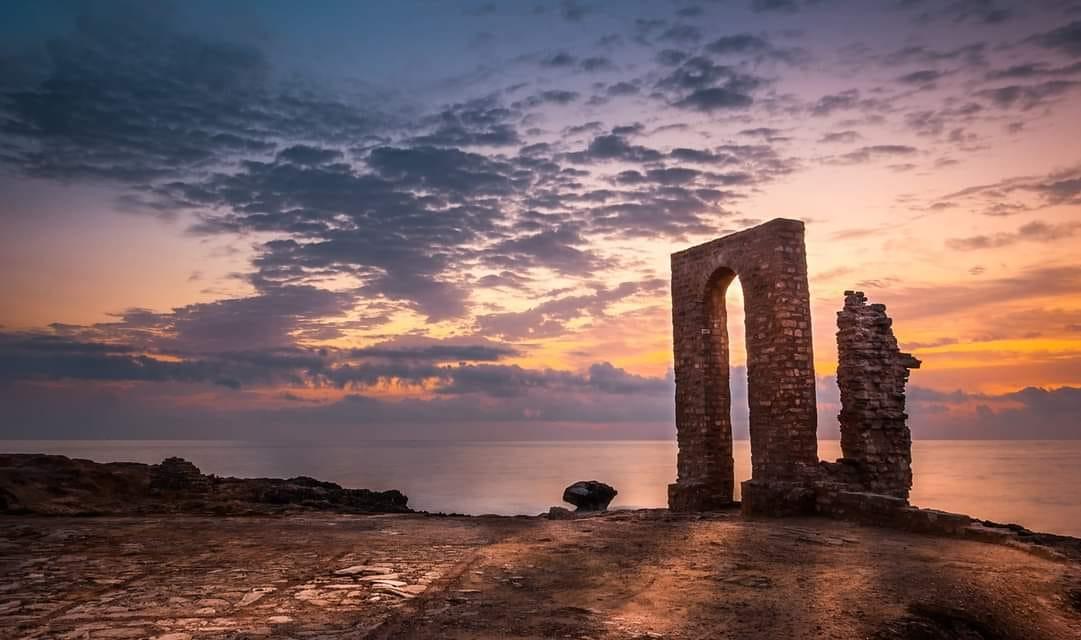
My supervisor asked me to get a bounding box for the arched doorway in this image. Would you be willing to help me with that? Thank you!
[669,219,819,511]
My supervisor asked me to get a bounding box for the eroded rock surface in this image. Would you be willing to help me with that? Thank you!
[0,454,410,516]
[1,512,1078,639]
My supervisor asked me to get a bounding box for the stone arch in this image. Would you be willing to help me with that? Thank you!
[669,218,819,511]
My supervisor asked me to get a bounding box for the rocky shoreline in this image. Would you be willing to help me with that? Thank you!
[0,454,410,516]
[1,453,1080,638]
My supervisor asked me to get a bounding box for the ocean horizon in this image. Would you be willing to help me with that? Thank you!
[4,438,1080,537]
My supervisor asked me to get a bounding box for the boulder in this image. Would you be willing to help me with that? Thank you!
[546,506,574,520]
[561,480,617,512]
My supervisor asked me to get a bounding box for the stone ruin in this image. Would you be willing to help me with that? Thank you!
[669,218,926,521]
[832,291,921,499]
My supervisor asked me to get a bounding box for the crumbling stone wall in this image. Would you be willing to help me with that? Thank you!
[835,291,921,499]
[669,218,818,511]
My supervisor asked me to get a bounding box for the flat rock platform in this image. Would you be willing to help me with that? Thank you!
[1,511,1079,639]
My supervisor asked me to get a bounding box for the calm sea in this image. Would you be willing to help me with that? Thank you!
[3,440,1080,537]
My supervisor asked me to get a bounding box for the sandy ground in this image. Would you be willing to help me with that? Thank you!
[1,510,1078,639]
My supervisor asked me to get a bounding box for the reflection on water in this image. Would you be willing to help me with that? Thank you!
[4,439,1080,537]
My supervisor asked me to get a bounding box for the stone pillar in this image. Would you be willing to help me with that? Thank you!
[836,291,921,500]
[669,219,819,511]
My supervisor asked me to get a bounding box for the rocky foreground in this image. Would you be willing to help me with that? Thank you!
[0,455,1079,639]
[1,510,1079,639]
[0,454,410,516]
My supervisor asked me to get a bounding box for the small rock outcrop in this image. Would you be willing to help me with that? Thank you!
[150,457,211,493]
[546,506,575,520]
[562,480,617,511]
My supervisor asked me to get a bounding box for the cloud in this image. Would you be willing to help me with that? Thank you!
[1027,20,1081,57]
[902,103,983,137]
[0,5,380,182]
[899,0,1014,25]
[351,338,519,362]
[162,148,517,320]
[881,43,987,68]
[750,0,822,13]
[810,89,873,117]
[367,145,514,193]
[465,3,497,16]
[0,323,674,414]
[565,132,664,163]
[984,61,1081,80]
[63,284,364,354]
[945,220,1081,250]
[475,281,664,339]
[655,56,763,111]
[818,130,862,144]
[739,127,789,142]
[704,33,800,63]
[656,49,689,66]
[0,371,677,439]
[668,143,798,176]
[676,87,755,111]
[0,332,325,389]
[830,144,918,164]
[908,385,1081,439]
[975,80,1081,109]
[556,0,592,21]
[277,145,345,166]
[934,165,1081,214]
[706,33,770,55]
[431,361,672,397]
[487,226,599,276]
[410,96,522,147]
[865,264,1081,323]
[541,51,577,67]
[658,24,703,44]
[657,56,764,93]
[897,69,944,85]
[606,81,640,96]
[580,56,615,72]
[517,89,581,106]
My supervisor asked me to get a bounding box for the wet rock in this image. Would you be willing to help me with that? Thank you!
[562,481,618,512]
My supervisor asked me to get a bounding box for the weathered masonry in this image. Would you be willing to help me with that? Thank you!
[668,218,922,517]
[669,219,818,511]
[834,291,921,500]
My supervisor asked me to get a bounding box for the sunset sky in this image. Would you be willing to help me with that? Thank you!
[2,0,1080,439]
